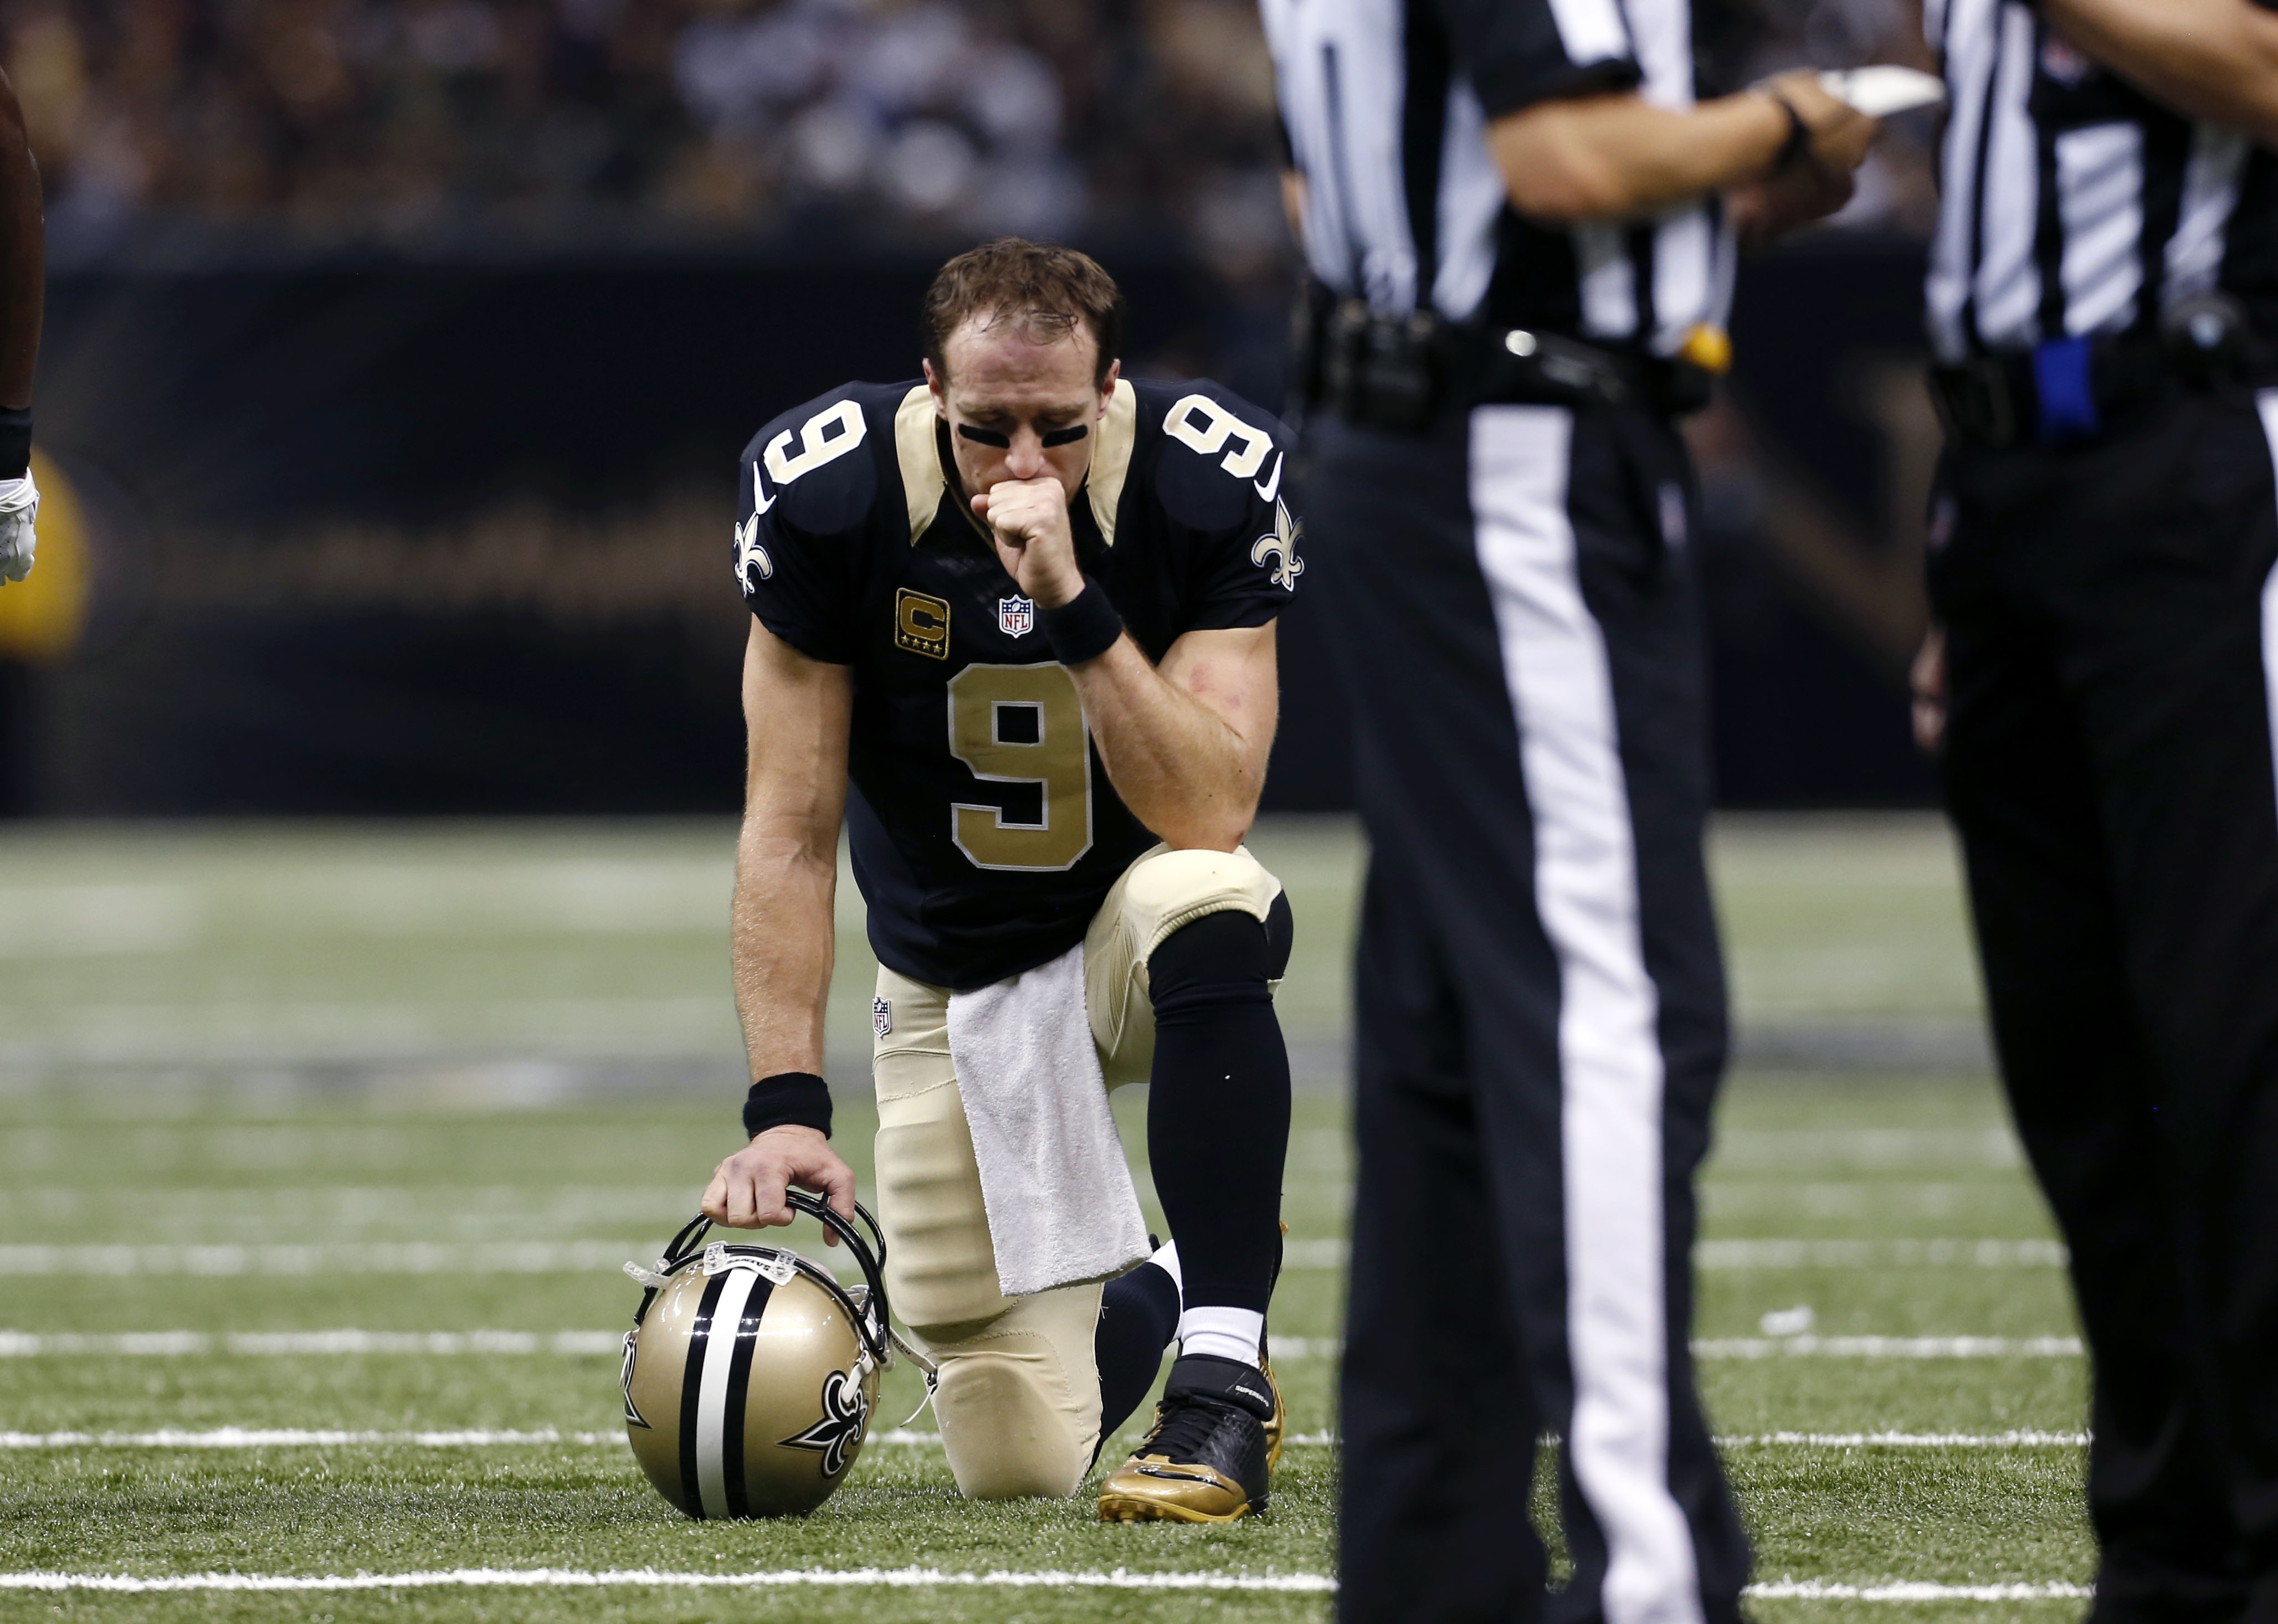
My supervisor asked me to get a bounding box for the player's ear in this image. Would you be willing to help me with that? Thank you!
[923,358,947,414]
[1098,358,1120,410]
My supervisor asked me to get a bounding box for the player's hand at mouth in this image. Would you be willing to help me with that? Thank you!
[975,476,1085,609]
[702,1124,858,1245]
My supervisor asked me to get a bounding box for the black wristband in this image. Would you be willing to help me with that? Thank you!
[1765,91,1813,176]
[742,1071,832,1140]
[0,407,32,480]
[1041,580,1123,665]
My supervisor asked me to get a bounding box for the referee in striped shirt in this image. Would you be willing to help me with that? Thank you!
[1257,2,1875,1618]
[1914,2,2278,1616]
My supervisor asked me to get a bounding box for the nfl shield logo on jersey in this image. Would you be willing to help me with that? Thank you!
[997,595,1035,638]
[873,996,892,1038]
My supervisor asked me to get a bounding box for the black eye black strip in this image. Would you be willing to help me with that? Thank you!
[956,424,1012,448]
[1040,424,1089,447]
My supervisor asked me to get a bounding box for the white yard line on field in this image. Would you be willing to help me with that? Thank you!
[1279,1238,2069,1270]
[1719,1431,2086,1447]
[1749,1581,2090,1602]
[0,1186,700,1220]
[0,1330,2084,1359]
[1696,1335,2082,1358]
[0,1568,1340,1594]
[1695,1239,2066,1269]
[0,1237,2069,1276]
[0,1427,2084,1451]
[0,1242,652,1276]
[0,1570,2094,1601]
[0,1330,628,1357]
[0,1428,619,1448]
[1708,1129,2024,1170]
[0,1427,948,1450]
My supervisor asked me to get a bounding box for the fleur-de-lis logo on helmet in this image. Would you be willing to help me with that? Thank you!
[781,1366,870,1477]
[619,1329,649,1429]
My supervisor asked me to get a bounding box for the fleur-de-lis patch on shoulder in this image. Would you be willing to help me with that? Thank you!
[734,512,773,592]
[1250,498,1304,592]
[781,1367,869,1477]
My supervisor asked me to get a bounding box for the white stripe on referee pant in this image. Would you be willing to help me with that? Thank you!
[1469,404,1701,1624]
[694,1267,760,1519]
[2258,393,2278,808]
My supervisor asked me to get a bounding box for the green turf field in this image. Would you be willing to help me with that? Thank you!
[0,815,2095,1620]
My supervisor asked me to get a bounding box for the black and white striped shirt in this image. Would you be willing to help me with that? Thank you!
[1927,0,2278,361]
[1258,0,1736,355]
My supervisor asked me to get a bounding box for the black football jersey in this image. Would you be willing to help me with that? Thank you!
[735,377,1302,990]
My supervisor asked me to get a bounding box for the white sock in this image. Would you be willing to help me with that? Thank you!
[1150,1239,1183,1294]
[1177,1304,1265,1368]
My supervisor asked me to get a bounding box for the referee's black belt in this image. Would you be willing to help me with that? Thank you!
[1930,298,2260,449]
[1302,300,1717,433]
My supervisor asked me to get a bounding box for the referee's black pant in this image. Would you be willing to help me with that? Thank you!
[1931,384,2278,1623]
[1307,402,1749,1624]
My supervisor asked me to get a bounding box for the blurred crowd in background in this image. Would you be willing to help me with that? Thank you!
[8,0,1936,268]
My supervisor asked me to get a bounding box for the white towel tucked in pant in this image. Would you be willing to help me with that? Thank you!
[947,941,1151,1298]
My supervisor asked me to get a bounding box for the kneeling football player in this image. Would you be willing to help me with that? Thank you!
[700,238,1302,1522]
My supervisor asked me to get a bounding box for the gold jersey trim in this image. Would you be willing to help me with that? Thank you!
[895,378,1139,548]
[1087,379,1137,547]
[894,383,945,546]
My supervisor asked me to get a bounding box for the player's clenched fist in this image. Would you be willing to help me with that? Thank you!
[974,475,1084,608]
[702,1123,858,1245]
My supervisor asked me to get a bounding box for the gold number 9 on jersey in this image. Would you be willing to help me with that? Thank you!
[948,664,1094,871]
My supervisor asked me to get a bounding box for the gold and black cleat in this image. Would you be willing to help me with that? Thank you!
[1097,1354,1277,1524]
[1259,1354,1285,1470]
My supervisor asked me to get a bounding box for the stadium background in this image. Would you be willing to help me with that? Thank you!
[0,0,1942,815]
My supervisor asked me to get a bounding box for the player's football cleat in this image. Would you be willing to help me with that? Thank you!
[1259,1353,1285,1471]
[1096,1353,1277,1523]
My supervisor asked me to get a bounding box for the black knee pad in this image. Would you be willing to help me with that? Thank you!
[1149,893,1294,1024]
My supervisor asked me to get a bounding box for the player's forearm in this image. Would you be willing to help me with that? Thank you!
[2043,0,2278,145]
[1069,639,1262,851]
[1491,91,1789,223]
[730,828,836,1076]
[0,69,42,409]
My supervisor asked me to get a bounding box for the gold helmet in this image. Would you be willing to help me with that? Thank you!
[619,1195,905,1518]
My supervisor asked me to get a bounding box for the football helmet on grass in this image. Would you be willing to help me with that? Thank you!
[620,1195,917,1518]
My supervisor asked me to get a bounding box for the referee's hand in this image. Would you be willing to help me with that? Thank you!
[1911,625,1946,754]
[1766,71,1877,181]
[1731,73,1878,245]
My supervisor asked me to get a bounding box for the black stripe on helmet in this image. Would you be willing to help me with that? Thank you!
[719,1274,776,1519]
[678,1271,732,1517]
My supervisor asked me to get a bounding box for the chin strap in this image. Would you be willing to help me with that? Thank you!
[840,1289,937,1428]
[891,1334,941,1431]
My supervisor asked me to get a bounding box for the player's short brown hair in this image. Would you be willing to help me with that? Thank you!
[922,238,1125,389]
